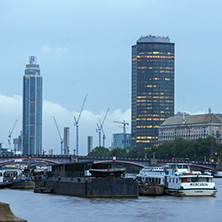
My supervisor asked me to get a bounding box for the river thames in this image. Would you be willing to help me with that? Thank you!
[1,178,222,222]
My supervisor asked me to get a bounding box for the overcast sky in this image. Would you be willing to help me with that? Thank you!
[1,0,222,155]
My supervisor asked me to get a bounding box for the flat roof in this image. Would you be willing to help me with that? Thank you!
[137,35,171,43]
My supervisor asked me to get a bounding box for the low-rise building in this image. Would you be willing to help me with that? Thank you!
[158,113,222,143]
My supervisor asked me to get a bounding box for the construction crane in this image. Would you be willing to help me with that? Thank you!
[113,120,129,148]
[53,116,64,154]
[96,122,102,147]
[8,119,18,151]
[73,94,88,155]
[99,118,107,147]
[96,108,110,147]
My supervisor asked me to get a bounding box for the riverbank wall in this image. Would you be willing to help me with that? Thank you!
[0,202,27,222]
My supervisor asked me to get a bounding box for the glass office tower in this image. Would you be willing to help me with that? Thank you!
[23,56,43,155]
[132,36,175,151]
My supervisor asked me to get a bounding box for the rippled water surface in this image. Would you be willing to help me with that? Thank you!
[1,179,222,222]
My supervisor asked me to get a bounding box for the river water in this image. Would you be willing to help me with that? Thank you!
[1,178,222,222]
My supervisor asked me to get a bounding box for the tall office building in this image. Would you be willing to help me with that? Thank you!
[87,136,93,154]
[112,133,131,149]
[64,127,70,155]
[132,35,175,151]
[23,56,43,154]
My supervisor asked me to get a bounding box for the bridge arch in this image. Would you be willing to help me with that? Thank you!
[0,158,61,165]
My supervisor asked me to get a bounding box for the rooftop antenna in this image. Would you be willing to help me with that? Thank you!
[96,108,110,147]
[53,116,64,154]
[113,120,129,148]
[73,94,88,155]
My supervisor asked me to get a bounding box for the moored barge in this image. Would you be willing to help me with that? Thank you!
[36,162,138,198]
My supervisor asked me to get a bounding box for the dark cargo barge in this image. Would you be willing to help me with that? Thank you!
[36,161,138,198]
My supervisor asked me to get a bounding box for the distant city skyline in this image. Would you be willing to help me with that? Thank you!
[1,0,222,154]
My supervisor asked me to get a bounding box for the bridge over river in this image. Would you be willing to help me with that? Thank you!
[0,154,218,171]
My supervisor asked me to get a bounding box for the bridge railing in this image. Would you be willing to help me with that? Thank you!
[0,154,217,167]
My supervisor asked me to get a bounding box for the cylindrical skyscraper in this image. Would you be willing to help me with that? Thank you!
[132,36,175,151]
[23,56,43,155]
[64,127,70,155]
[87,136,93,154]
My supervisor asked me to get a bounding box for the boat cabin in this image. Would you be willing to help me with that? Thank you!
[166,163,191,175]
[0,171,3,183]
[136,167,165,185]
[165,163,214,187]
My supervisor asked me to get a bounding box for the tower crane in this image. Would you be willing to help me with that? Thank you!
[113,120,129,148]
[8,119,18,151]
[96,108,110,147]
[73,94,88,155]
[99,118,107,147]
[53,116,64,154]
[96,122,102,147]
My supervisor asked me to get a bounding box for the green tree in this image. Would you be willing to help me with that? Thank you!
[110,147,127,157]
[88,147,110,157]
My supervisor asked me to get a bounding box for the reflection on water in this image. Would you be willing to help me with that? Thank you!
[0,179,222,222]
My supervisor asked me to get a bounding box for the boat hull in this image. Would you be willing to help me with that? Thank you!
[7,181,35,189]
[89,169,126,178]
[139,183,164,196]
[0,183,6,189]
[165,188,217,197]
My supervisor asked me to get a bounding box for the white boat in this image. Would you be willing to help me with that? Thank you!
[214,171,222,178]
[136,167,165,195]
[136,167,165,184]
[2,168,23,183]
[0,170,6,188]
[165,163,217,197]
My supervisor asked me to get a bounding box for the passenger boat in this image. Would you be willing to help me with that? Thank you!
[89,168,126,178]
[0,170,6,189]
[4,168,35,189]
[136,167,165,195]
[165,163,217,197]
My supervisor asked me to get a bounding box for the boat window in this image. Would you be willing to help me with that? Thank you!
[182,178,188,183]
[191,178,198,182]
[0,173,2,176]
